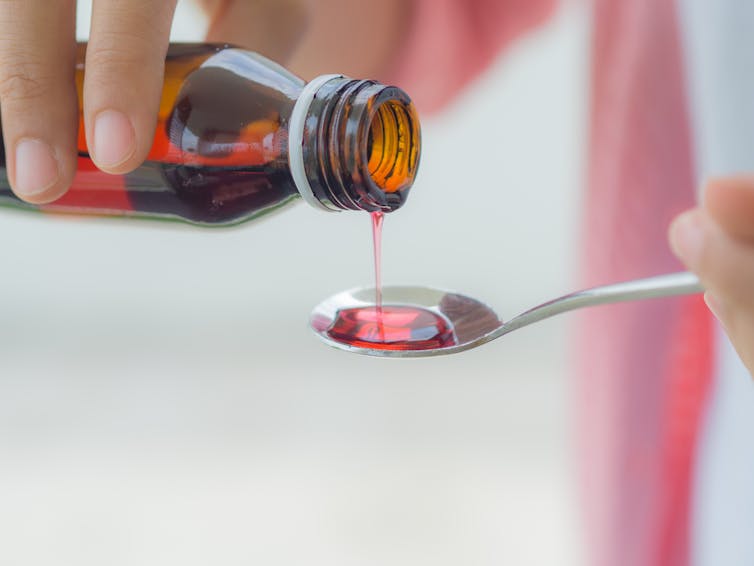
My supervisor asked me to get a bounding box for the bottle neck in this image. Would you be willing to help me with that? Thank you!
[288,76,421,213]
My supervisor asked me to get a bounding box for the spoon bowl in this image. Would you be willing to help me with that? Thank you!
[310,271,704,358]
[310,285,502,357]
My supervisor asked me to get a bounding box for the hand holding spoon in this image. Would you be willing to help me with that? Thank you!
[310,271,703,358]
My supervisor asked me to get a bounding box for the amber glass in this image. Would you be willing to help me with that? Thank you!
[302,78,420,212]
[0,43,421,225]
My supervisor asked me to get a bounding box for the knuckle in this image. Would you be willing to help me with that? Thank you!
[0,61,52,103]
[85,45,162,94]
[87,28,162,71]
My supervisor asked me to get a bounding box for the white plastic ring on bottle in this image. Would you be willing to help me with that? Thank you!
[288,74,344,212]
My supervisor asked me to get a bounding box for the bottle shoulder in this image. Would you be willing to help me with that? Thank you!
[189,45,305,97]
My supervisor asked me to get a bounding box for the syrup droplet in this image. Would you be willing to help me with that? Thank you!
[326,305,457,350]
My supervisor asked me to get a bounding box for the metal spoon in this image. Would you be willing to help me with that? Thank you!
[310,271,703,358]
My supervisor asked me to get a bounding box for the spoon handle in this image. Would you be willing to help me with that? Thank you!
[499,271,703,336]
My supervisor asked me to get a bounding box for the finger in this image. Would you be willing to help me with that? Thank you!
[705,290,754,376]
[202,0,308,64]
[704,175,754,242]
[84,0,177,174]
[671,209,754,375]
[670,208,754,309]
[0,0,78,203]
[195,0,226,19]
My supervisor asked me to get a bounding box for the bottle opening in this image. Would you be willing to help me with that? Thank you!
[366,99,420,195]
[297,78,422,213]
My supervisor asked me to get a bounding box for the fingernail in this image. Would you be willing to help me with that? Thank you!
[669,210,704,268]
[14,138,60,197]
[93,110,135,168]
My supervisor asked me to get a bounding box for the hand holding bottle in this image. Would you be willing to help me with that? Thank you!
[0,0,182,204]
[0,0,403,205]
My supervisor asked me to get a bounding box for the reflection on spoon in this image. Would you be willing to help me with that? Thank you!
[310,272,704,358]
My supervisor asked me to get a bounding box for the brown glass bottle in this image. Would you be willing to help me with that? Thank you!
[0,44,421,226]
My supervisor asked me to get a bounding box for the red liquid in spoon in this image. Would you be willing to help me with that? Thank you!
[326,212,458,351]
[327,305,456,350]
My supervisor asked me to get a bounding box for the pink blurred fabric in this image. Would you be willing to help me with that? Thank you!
[385,1,715,565]
[387,0,556,113]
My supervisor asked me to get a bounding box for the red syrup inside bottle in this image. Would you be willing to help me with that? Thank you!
[326,212,458,351]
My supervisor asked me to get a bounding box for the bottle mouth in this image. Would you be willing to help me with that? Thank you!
[294,77,422,213]
[365,97,421,200]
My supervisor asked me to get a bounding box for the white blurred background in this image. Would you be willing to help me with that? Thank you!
[0,1,588,564]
